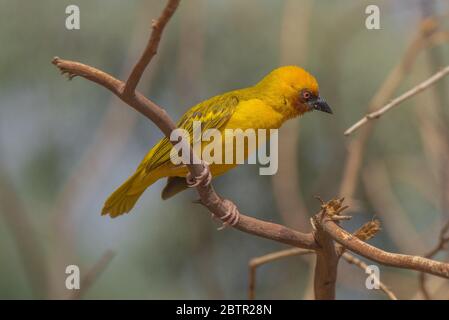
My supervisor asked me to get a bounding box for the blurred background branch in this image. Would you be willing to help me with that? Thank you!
[1,0,449,299]
[339,17,448,202]
[0,160,49,298]
[70,250,115,300]
[345,65,449,135]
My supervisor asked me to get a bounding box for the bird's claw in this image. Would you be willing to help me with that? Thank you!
[186,161,212,188]
[215,199,240,231]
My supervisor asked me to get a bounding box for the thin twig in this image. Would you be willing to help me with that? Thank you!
[342,252,398,300]
[419,218,449,299]
[248,248,314,300]
[71,250,115,300]
[123,0,181,96]
[344,65,449,135]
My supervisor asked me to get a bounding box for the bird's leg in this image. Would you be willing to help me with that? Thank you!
[215,199,240,230]
[186,160,212,187]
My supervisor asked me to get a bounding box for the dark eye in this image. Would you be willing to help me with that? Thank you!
[302,90,311,100]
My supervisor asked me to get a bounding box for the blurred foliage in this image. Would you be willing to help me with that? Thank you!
[0,0,448,299]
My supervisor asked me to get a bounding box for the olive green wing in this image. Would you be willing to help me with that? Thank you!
[142,93,240,172]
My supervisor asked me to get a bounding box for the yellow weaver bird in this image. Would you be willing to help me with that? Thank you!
[102,66,332,218]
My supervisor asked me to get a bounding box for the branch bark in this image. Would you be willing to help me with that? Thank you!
[311,203,342,300]
[123,0,181,96]
[323,219,449,279]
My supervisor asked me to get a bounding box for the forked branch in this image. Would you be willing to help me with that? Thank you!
[123,0,181,96]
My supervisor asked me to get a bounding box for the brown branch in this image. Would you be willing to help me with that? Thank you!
[248,248,314,300]
[342,252,398,300]
[313,234,339,300]
[70,250,115,300]
[344,65,449,136]
[123,0,181,96]
[311,199,346,300]
[248,218,395,300]
[322,218,449,279]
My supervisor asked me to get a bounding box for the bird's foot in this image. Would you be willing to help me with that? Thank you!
[186,161,212,188]
[214,199,240,231]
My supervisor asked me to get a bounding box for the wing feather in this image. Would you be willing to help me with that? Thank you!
[143,93,240,172]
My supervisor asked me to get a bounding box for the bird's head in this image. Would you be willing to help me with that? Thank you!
[256,66,332,118]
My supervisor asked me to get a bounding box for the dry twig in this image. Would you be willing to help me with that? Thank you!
[344,65,449,135]
[123,0,181,96]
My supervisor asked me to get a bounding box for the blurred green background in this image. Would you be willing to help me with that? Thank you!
[0,0,449,299]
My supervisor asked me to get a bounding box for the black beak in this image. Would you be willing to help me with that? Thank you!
[310,96,333,114]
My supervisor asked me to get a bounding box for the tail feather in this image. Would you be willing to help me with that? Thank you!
[102,170,158,218]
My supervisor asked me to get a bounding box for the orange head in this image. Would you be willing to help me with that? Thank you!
[256,66,332,118]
